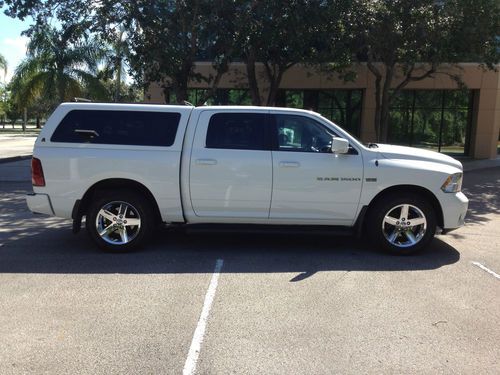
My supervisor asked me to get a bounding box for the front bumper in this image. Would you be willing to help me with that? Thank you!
[26,193,54,216]
[440,191,468,231]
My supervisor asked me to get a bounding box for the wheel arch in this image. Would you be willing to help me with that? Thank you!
[74,178,163,226]
[364,185,444,229]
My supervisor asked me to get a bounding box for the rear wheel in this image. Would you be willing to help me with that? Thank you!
[368,194,436,255]
[86,190,154,252]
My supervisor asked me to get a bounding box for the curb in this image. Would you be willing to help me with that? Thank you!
[0,155,32,164]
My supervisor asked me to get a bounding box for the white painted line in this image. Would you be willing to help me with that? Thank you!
[183,259,224,375]
[471,261,500,280]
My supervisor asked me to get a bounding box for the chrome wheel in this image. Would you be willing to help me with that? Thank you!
[382,204,427,248]
[95,201,141,245]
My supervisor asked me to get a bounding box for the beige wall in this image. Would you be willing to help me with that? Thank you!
[146,62,500,159]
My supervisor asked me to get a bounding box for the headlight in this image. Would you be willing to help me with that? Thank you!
[441,173,463,193]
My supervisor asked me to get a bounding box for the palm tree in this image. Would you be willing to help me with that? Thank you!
[99,28,130,102]
[0,53,7,80]
[11,26,108,106]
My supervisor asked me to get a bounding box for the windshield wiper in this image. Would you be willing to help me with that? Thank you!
[367,143,379,148]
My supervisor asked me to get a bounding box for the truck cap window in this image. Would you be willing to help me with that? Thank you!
[51,110,181,146]
[206,113,269,150]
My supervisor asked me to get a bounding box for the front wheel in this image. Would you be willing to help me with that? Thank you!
[86,190,154,252]
[367,194,436,255]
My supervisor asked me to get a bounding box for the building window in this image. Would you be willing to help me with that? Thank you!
[167,89,252,106]
[497,130,500,155]
[389,90,473,156]
[186,89,252,105]
[276,89,363,137]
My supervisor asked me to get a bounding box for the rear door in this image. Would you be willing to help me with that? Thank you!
[189,110,273,218]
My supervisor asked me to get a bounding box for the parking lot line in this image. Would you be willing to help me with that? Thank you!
[471,261,500,280]
[183,258,224,375]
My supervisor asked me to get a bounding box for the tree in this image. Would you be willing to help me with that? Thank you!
[0,82,8,126]
[3,0,232,104]
[234,0,348,106]
[120,0,235,104]
[0,53,7,80]
[3,94,22,128]
[11,25,107,105]
[97,28,131,103]
[351,0,500,142]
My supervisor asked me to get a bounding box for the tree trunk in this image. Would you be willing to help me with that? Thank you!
[175,85,188,104]
[372,63,438,143]
[196,62,230,106]
[23,107,27,132]
[373,76,382,141]
[265,69,283,106]
[57,70,66,103]
[36,117,41,129]
[379,66,394,142]
[114,57,122,102]
[244,50,261,106]
[174,59,195,104]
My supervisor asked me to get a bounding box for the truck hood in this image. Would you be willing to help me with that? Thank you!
[375,144,463,171]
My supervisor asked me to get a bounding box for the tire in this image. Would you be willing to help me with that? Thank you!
[86,190,155,252]
[367,193,436,255]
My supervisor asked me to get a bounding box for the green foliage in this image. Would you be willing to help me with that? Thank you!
[8,25,108,115]
[113,0,236,103]
[234,0,352,105]
[0,53,7,78]
[0,83,7,119]
[2,0,499,116]
[350,0,500,141]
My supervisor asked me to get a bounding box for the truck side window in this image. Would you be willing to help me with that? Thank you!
[206,113,268,150]
[274,114,337,153]
[51,110,181,147]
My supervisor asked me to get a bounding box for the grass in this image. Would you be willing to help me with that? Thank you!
[0,124,42,136]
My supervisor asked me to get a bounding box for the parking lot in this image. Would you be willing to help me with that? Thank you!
[0,165,499,374]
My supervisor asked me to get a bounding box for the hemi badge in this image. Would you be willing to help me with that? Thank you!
[365,178,377,182]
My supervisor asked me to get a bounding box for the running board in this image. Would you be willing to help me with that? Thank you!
[183,224,355,236]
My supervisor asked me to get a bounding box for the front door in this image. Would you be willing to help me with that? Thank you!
[270,114,363,224]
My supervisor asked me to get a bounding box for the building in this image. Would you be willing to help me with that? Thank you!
[146,62,500,159]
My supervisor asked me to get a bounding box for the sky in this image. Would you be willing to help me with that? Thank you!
[0,11,133,86]
[0,11,30,83]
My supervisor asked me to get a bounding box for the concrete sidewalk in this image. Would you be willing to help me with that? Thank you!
[0,134,36,163]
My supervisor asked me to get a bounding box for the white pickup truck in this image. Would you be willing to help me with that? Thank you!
[26,103,468,254]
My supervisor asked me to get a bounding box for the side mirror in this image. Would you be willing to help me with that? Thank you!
[331,137,349,154]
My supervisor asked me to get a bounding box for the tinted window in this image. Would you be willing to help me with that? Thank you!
[51,110,181,146]
[274,114,336,153]
[206,113,268,150]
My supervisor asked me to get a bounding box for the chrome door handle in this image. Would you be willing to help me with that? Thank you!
[195,159,218,165]
[279,161,300,167]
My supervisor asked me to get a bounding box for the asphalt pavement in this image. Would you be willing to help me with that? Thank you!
[0,164,499,374]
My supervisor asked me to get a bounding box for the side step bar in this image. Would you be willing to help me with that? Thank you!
[183,223,355,236]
